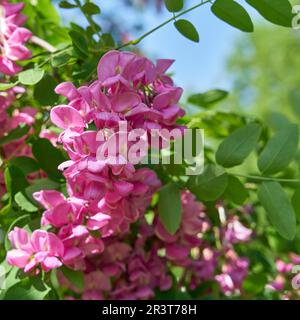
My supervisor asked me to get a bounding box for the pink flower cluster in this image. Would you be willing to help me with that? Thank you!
[266,254,300,299]
[0,1,32,75]
[56,191,252,299]
[6,50,184,275]
[5,50,253,299]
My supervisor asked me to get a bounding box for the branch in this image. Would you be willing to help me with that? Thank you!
[30,36,57,53]
[117,0,211,49]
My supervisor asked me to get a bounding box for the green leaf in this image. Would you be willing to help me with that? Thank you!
[51,52,71,68]
[0,82,18,91]
[18,69,44,85]
[0,124,30,146]
[257,124,299,175]
[224,175,248,205]
[187,165,228,201]
[188,89,228,108]
[15,192,38,212]
[33,74,59,106]
[25,178,60,203]
[211,0,254,32]
[258,181,296,240]
[164,0,184,12]
[292,188,300,222]
[82,2,100,15]
[4,278,51,300]
[158,183,182,234]
[4,166,29,198]
[216,123,262,168]
[59,1,77,8]
[246,0,293,27]
[69,30,88,57]
[31,138,65,181]
[61,266,84,291]
[174,19,199,43]
[9,157,40,175]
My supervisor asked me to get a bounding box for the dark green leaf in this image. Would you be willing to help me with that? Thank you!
[174,19,199,43]
[164,0,184,12]
[211,0,254,32]
[292,188,300,222]
[33,74,58,106]
[31,138,65,181]
[158,183,182,234]
[258,181,296,240]
[61,266,84,291]
[246,0,293,27]
[59,1,77,9]
[82,2,100,15]
[4,166,29,198]
[257,124,299,175]
[9,157,40,175]
[25,178,61,203]
[0,124,30,146]
[69,30,88,57]
[18,69,44,85]
[224,175,248,205]
[188,89,228,108]
[187,165,228,201]
[216,123,262,168]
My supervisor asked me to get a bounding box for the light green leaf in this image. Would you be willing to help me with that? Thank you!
[257,124,299,175]
[216,123,262,168]
[211,0,254,32]
[0,82,18,91]
[158,182,182,234]
[246,0,293,27]
[15,192,38,212]
[174,19,199,43]
[18,69,44,85]
[187,165,228,201]
[258,181,296,240]
[4,278,51,300]
[164,0,184,12]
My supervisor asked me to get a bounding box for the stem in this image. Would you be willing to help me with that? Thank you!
[232,173,300,184]
[117,0,211,49]
[30,36,57,53]
[75,0,102,40]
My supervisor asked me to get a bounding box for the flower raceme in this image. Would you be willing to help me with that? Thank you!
[0,1,32,75]
[5,49,253,299]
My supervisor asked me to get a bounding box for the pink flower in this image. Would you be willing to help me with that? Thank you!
[0,1,32,75]
[7,227,64,272]
[224,218,252,244]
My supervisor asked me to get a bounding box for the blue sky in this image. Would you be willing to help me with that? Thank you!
[58,0,261,93]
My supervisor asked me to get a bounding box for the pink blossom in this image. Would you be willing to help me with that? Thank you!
[7,227,64,272]
[0,1,32,75]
